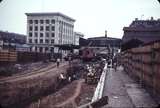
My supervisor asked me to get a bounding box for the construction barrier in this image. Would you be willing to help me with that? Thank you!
[0,50,62,63]
[0,50,17,62]
[121,41,160,96]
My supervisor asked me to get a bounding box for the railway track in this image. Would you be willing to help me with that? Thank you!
[0,63,57,83]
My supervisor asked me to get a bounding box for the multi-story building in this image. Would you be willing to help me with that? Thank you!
[122,17,160,47]
[74,32,84,45]
[79,36,121,57]
[0,31,29,52]
[25,12,75,54]
[87,37,121,54]
[73,32,84,53]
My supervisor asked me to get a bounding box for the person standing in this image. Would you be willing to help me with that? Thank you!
[57,58,60,67]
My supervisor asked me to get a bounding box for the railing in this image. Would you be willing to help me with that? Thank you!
[79,63,108,108]
[92,63,107,102]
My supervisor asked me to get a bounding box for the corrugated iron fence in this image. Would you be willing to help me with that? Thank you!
[121,41,160,95]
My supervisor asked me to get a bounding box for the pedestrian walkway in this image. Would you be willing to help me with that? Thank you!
[102,66,158,108]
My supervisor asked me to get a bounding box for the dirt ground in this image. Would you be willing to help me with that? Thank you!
[27,79,96,108]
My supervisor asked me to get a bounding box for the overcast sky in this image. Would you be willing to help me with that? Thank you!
[0,0,160,38]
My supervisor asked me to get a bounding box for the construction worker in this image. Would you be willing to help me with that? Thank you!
[56,58,60,67]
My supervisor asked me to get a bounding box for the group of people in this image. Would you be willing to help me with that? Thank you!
[107,57,118,71]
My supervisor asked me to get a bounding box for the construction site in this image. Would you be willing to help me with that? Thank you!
[0,49,106,108]
[0,39,160,108]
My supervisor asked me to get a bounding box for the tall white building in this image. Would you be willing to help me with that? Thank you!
[74,32,84,45]
[73,32,84,53]
[25,12,75,54]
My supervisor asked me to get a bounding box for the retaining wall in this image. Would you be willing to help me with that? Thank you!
[121,41,160,96]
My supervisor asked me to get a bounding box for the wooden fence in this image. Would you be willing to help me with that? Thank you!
[0,50,17,62]
[17,52,50,63]
[0,51,62,64]
[121,41,160,96]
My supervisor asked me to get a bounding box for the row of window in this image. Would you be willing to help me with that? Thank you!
[59,21,74,28]
[29,19,55,24]
[29,32,55,37]
[29,39,54,44]
[29,26,55,31]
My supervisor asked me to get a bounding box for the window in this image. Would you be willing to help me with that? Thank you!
[45,47,49,52]
[51,33,55,37]
[34,32,38,37]
[34,20,38,24]
[35,46,37,51]
[46,26,50,31]
[35,26,38,31]
[46,32,49,37]
[40,39,43,43]
[51,39,54,44]
[46,19,50,24]
[45,39,49,43]
[39,47,43,52]
[29,20,33,24]
[35,39,38,43]
[29,26,33,31]
[29,39,32,43]
[40,26,43,31]
[40,20,44,24]
[51,26,55,31]
[29,32,32,37]
[40,33,43,37]
[51,19,55,24]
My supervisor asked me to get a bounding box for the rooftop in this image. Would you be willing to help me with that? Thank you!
[25,12,75,22]
[88,36,121,40]
[127,17,160,29]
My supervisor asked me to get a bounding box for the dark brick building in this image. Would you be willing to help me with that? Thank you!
[79,36,121,57]
[122,17,160,50]
[0,31,28,51]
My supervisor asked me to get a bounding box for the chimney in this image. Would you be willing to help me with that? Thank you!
[151,17,154,20]
[105,30,107,37]
[135,18,138,21]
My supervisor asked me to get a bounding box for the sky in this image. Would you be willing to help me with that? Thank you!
[0,0,160,38]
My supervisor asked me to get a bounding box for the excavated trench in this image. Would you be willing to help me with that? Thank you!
[0,60,104,108]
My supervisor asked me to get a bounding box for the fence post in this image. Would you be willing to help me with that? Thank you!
[151,48,156,95]
[140,54,143,87]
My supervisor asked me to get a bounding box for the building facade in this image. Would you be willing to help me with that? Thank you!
[79,36,121,58]
[26,12,75,54]
[122,17,160,44]
[0,31,29,51]
[74,32,84,45]
[122,17,160,51]
[87,37,121,55]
